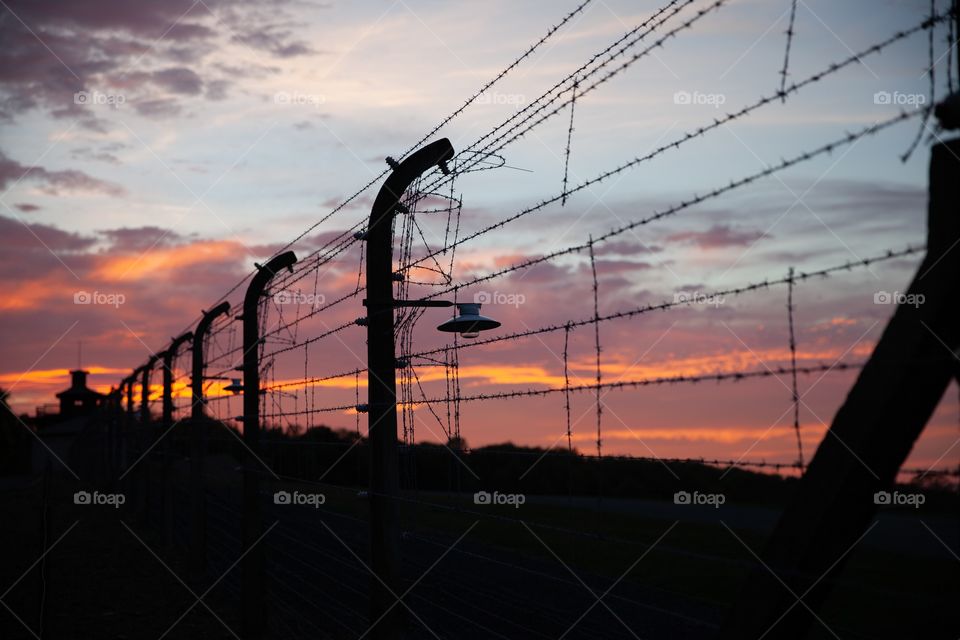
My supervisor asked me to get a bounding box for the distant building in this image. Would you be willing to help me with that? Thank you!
[55,370,105,419]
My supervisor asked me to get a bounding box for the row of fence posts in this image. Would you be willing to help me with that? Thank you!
[97,256,300,637]
[94,139,452,640]
[104,300,232,560]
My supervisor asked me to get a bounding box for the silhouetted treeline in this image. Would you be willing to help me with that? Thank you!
[160,421,956,509]
[405,440,800,504]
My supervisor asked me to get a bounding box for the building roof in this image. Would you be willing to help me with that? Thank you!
[55,370,106,400]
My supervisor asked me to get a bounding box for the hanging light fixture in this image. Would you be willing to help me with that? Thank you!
[436,303,501,339]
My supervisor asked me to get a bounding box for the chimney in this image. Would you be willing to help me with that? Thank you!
[71,369,88,389]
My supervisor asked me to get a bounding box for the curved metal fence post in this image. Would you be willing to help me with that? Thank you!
[140,357,157,427]
[160,332,193,550]
[190,301,230,576]
[364,139,454,639]
[122,376,135,475]
[130,364,148,524]
[241,251,297,639]
[140,356,157,524]
[162,333,193,428]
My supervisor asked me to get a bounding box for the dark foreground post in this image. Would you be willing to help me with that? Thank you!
[241,252,297,640]
[720,139,960,639]
[365,139,454,639]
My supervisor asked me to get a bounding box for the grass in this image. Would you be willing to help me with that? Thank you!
[267,475,956,637]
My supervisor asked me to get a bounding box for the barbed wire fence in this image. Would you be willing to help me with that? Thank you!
[91,1,960,637]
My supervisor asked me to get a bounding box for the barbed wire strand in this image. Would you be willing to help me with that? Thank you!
[411,110,927,315]
[564,324,574,453]
[561,78,579,206]
[902,0,939,162]
[779,0,800,102]
[787,267,805,469]
[255,243,924,395]
[139,0,595,352]
[403,12,948,278]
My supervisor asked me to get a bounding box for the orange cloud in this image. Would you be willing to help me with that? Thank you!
[262,364,568,394]
[0,275,76,311]
[568,344,874,382]
[565,421,829,445]
[92,240,243,281]
[0,366,128,387]
[568,428,771,444]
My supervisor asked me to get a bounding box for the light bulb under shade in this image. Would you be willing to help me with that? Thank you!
[436,302,501,336]
[224,378,244,395]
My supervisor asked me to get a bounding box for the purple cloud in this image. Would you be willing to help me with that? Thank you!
[666,224,765,249]
[151,67,204,95]
[230,26,315,58]
[0,151,126,196]
[98,226,188,252]
[0,0,314,127]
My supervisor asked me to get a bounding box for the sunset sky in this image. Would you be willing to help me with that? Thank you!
[2,0,957,471]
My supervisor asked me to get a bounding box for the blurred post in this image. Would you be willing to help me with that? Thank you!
[720,138,960,639]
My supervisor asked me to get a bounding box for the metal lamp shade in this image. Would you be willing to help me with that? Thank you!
[436,303,501,337]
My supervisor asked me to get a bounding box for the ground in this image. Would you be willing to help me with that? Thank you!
[0,474,240,640]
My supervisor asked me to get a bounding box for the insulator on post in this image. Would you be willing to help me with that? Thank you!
[394,202,410,215]
[354,230,368,240]
[395,358,409,368]
[392,272,405,282]
[355,403,370,413]
[355,317,368,326]
[385,156,400,170]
